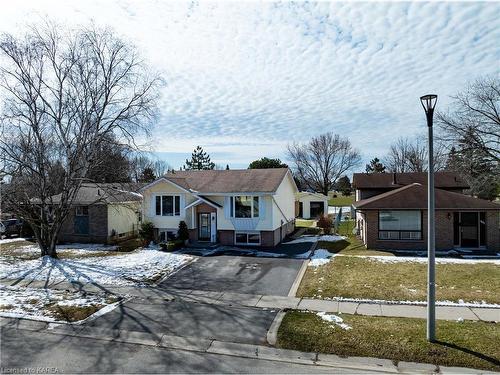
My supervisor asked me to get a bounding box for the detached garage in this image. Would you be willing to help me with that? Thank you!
[295,192,329,219]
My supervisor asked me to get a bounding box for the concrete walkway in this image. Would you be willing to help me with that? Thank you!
[2,279,498,322]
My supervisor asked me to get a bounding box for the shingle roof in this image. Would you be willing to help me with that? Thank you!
[353,183,500,210]
[352,172,469,189]
[160,168,292,194]
[50,183,145,204]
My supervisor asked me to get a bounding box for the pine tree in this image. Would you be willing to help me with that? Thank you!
[365,157,386,173]
[183,146,215,170]
[138,167,156,182]
[225,164,230,170]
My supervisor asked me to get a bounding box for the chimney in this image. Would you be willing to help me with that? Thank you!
[392,172,397,185]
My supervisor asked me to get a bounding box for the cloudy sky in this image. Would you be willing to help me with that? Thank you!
[1,1,499,170]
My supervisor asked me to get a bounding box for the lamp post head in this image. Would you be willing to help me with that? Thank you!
[420,94,438,114]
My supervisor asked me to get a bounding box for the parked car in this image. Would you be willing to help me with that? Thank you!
[1,219,23,238]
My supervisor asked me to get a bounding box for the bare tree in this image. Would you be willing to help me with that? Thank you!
[152,159,171,177]
[384,137,447,173]
[437,76,500,163]
[0,23,160,257]
[287,133,361,195]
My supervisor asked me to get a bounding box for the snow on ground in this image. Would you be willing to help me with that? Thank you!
[316,312,352,330]
[0,238,28,245]
[0,285,119,322]
[0,248,193,286]
[1,242,119,256]
[318,295,500,309]
[284,234,346,244]
[308,249,336,267]
[357,255,500,265]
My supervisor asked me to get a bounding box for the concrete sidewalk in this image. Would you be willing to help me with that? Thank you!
[2,278,498,322]
[3,318,492,374]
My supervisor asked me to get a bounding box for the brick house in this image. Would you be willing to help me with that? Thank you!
[140,168,297,246]
[54,183,143,244]
[352,172,500,251]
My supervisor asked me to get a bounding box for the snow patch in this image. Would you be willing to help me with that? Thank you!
[317,312,352,330]
[0,248,193,286]
[356,255,500,265]
[0,238,28,245]
[284,235,346,244]
[308,249,336,267]
[0,285,118,322]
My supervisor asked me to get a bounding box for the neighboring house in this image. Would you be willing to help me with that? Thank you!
[140,168,298,246]
[352,172,500,251]
[295,192,328,219]
[53,183,143,244]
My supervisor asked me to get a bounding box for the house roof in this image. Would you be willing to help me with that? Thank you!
[50,183,144,205]
[352,172,469,189]
[353,183,500,210]
[296,191,328,200]
[158,168,293,194]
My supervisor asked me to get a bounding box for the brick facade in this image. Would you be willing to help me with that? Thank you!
[59,205,108,244]
[360,209,499,251]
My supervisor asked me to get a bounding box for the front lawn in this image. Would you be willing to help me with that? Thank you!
[328,194,354,206]
[295,219,316,228]
[317,234,392,256]
[0,242,193,286]
[298,254,500,304]
[0,285,120,322]
[277,311,500,371]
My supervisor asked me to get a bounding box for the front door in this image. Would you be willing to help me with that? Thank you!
[454,212,480,248]
[198,213,211,241]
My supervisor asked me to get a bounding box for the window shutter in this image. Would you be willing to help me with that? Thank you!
[224,196,231,218]
[259,196,266,219]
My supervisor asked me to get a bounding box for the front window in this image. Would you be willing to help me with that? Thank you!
[75,206,89,216]
[235,232,261,245]
[155,195,181,216]
[232,196,259,218]
[379,210,422,240]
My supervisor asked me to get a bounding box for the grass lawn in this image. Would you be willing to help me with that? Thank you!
[298,251,500,303]
[277,311,500,371]
[319,230,392,256]
[295,219,316,228]
[328,194,354,206]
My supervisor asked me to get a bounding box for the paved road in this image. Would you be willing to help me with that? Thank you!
[161,255,305,296]
[1,326,360,374]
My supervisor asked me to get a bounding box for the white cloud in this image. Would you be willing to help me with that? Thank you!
[1,1,499,169]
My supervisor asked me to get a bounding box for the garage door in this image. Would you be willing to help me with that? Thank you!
[310,201,325,218]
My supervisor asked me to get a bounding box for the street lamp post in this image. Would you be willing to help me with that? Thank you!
[420,94,438,342]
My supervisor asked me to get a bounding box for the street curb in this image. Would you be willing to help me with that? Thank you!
[266,310,286,346]
[12,323,489,374]
[288,258,310,297]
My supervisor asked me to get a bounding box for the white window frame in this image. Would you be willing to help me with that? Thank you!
[234,232,261,246]
[155,195,182,217]
[231,196,260,218]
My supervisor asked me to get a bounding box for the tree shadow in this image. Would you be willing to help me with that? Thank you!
[435,340,500,367]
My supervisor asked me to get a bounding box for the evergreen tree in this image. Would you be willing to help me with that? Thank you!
[365,157,386,173]
[138,167,156,182]
[248,157,288,169]
[336,175,352,196]
[183,146,215,170]
[225,164,230,170]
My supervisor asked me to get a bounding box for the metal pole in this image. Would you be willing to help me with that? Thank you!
[427,110,436,342]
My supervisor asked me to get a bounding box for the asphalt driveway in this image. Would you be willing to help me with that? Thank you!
[160,255,305,296]
[86,298,277,345]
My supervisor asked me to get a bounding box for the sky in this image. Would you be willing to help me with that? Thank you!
[1,1,499,171]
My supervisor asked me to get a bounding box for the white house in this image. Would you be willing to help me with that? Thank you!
[295,192,329,219]
[140,168,298,246]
